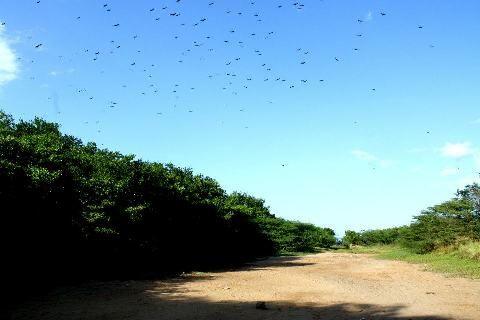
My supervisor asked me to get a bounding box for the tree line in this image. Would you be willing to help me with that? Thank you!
[342,184,480,253]
[0,111,335,299]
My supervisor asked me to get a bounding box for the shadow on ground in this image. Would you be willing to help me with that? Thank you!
[9,255,452,320]
[10,292,453,320]
[227,255,318,271]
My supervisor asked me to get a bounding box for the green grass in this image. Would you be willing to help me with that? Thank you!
[446,241,480,260]
[340,244,480,279]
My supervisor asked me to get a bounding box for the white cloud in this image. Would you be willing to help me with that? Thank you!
[365,11,373,21]
[440,167,459,177]
[0,25,19,86]
[352,149,377,162]
[49,68,76,77]
[471,118,480,125]
[440,142,473,158]
[352,149,392,168]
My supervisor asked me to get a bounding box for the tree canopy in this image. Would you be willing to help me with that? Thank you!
[1,111,335,299]
[342,185,480,253]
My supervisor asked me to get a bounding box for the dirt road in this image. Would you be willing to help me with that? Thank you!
[12,253,480,319]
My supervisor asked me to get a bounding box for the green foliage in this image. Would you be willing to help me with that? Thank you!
[342,230,361,246]
[257,217,335,253]
[450,241,480,261]
[223,192,336,253]
[400,195,479,253]
[342,227,404,247]
[1,111,334,297]
[341,183,480,255]
[344,244,480,279]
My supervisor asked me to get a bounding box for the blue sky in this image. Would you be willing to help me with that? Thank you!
[1,0,479,235]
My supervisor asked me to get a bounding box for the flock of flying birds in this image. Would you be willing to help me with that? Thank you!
[4,0,433,148]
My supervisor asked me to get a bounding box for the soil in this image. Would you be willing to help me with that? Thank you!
[11,252,480,319]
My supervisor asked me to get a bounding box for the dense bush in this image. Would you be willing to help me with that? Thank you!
[257,216,336,253]
[0,111,335,299]
[342,184,480,254]
[400,194,479,253]
[223,192,336,252]
[342,227,405,247]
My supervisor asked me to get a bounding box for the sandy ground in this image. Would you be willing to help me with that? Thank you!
[11,253,480,320]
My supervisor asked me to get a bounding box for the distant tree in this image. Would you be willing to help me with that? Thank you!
[402,196,477,253]
[342,230,361,246]
[342,183,480,253]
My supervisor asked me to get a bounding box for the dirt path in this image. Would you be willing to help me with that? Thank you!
[12,253,480,319]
